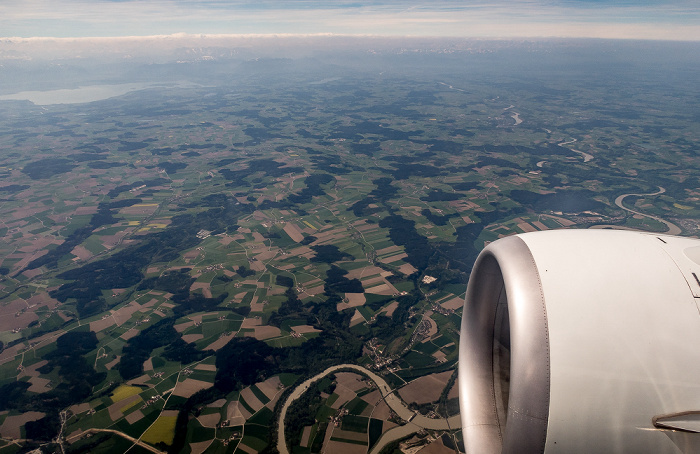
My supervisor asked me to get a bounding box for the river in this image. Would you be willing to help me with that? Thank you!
[609,187,681,235]
[277,364,460,454]
[557,138,594,162]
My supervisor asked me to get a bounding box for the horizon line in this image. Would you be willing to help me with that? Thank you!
[3,33,700,43]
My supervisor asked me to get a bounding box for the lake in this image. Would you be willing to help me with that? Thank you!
[0,83,160,105]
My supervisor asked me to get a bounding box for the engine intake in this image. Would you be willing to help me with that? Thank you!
[459,234,550,453]
[459,230,700,453]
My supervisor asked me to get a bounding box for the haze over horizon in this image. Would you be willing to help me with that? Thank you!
[3,0,700,41]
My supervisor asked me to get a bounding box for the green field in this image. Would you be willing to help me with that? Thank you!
[341,415,369,433]
[1,37,699,453]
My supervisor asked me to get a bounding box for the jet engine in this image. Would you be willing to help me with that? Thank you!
[459,229,700,453]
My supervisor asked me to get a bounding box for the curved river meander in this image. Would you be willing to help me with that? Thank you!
[277,364,461,454]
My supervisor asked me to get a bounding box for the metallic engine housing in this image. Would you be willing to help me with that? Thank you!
[459,230,700,453]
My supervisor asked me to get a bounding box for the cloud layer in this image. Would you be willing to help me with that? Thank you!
[2,0,700,40]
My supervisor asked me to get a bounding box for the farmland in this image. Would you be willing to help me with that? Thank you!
[1,37,700,453]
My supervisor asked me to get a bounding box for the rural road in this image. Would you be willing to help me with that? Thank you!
[66,428,165,454]
[277,364,461,454]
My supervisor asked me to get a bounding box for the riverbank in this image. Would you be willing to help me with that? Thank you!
[277,364,460,454]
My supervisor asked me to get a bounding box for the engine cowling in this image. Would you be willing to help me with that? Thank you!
[459,229,700,453]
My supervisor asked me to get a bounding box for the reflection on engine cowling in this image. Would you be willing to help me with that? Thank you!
[460,230,700,454]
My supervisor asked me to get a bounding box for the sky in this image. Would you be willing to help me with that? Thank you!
[2,0,700,41]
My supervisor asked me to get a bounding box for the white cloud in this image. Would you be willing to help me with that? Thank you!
[1,0,699,40]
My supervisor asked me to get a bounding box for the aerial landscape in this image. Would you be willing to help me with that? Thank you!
[1,3,700,453]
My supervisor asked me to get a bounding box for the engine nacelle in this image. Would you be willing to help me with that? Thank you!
[459,229,700,453]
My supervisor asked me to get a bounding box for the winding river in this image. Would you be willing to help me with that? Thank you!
[277,364,461,454]
[609,187,681,235]
[557,138,594,162]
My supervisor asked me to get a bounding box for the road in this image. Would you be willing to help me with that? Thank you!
[65,428,165,454]
[277,364,460,454]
